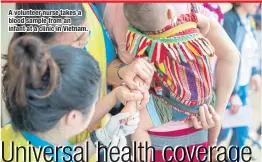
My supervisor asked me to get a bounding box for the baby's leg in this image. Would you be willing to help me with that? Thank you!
[129,103,154,162]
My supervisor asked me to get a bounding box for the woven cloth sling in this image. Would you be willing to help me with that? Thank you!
[126,13,215,107]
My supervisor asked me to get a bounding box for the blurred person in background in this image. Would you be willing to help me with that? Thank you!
[203,3,224,25]
[253,5,262,145]
[218,3,261,160]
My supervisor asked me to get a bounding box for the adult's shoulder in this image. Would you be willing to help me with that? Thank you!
[104,3,125,35]
[223,9,239,27]
[1,124,27,145]
[224,9,237,20]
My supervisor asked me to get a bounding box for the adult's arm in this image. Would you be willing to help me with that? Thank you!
[105,4,154,89]
[207,18,240,115]
[205,16,240,145]
[107,58,154,89]
[222,13,243,115]
[107,59,127,85]
[104,3,136,65]
[222,12,240,95]
[104,3,138,87]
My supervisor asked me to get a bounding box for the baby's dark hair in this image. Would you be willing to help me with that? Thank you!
[123,3,170,32]
[2,36,101,132]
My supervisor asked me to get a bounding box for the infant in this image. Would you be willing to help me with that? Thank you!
[121,3,216,161]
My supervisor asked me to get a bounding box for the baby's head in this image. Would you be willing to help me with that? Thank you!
[123,3,175,32]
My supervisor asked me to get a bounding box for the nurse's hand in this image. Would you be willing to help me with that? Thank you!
[121,111,140,135]
[107,131,130,162]
[96,112,140,147]
[185,105,221,129]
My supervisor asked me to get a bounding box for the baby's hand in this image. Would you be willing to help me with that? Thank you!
[133,76,150,109]
[120,85,143,123]
[196,13,210,36]
[121,101,137,123]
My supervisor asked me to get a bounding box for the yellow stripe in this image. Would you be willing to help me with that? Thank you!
[138,46,147,56]
[186,42,200,56]
[128,32,135,51]
[167,79,172,87]
[148,22,197,38]
[158,63,167,75]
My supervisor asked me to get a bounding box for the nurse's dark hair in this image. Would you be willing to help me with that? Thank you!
[2,36,101,132]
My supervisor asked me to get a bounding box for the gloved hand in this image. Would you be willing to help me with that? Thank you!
[95,112,140,147]
[107,130,130,162]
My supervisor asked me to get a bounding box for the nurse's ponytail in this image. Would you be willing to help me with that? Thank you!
[3,36,59,107]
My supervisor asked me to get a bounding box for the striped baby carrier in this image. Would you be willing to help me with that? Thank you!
[126,13,215,109]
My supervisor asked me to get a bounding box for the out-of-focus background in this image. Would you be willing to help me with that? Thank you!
[1,3,14,126]
[1,3,261,161]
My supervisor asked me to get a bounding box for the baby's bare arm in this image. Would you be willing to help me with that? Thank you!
[120,76,145,120]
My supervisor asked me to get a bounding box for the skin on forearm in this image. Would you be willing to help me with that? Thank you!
[89,90,117,128]
[205,19,240,145]
[107,59,125,86]
[206,19,240,115]
[208,125,221,145]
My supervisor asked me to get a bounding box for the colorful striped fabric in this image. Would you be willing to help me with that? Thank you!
[126,13,215,107]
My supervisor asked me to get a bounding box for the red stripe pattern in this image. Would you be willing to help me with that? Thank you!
[126,13,215,107]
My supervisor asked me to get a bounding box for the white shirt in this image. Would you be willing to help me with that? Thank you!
[238,17,258,86]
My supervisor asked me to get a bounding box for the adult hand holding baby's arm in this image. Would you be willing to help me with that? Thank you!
[119,75,149,126]
[120,76,150,122]
[118,57,155,91]
[113,86,143,105]
[132,76,150,109]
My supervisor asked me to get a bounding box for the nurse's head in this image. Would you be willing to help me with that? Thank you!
[12,3,89,48]
[233,3,260,15]
[2,36,100,138]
